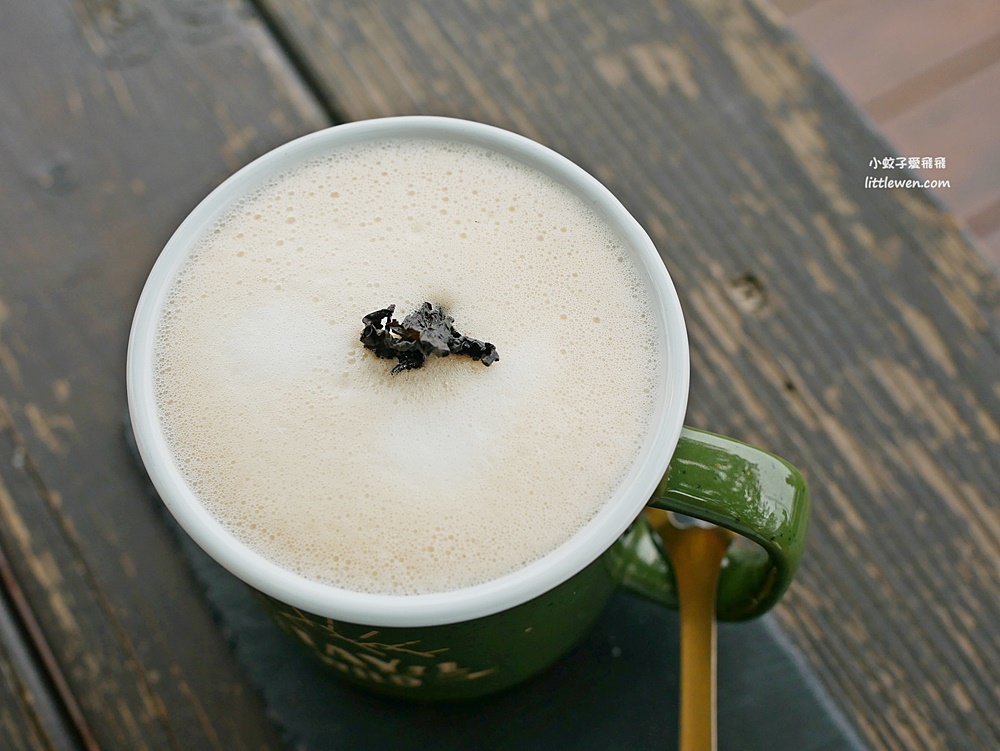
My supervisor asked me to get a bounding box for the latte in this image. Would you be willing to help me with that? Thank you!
[152,137,663,595]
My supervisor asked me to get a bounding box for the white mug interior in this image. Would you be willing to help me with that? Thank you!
[126,116,690,627]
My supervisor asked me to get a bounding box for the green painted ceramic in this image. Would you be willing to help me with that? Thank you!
[129,118,810,702]
[260,427,809,700]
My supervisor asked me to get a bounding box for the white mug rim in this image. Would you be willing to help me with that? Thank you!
[126,116,689,627]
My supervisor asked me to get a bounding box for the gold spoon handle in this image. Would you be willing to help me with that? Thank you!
[647,510,735,751]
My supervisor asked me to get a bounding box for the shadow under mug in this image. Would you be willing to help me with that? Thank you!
[126,116,810,701]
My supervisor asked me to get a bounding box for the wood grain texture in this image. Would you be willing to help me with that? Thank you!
[864,29,1000,125]
[776,0,1000,104]
[1,534,95,751]
[0,0,327,748]
[772,0,1000,268]
[250,1,1000,750]
[0,603,59,751]
[883,60,1000,220]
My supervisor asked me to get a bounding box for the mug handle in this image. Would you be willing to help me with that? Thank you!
[615,427,810,621]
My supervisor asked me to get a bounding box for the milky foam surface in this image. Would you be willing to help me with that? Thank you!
[153,138,663,595]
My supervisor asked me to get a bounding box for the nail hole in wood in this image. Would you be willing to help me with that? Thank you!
[728,272,768,314]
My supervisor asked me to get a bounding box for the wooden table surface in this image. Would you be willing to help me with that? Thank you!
[1,1,997,750]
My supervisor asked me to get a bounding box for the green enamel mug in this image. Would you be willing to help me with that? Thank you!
[127,116,809,700]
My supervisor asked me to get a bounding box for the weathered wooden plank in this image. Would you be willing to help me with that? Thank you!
[982,221,1000,269]
[253,1,1000,750]
[1,536,95,751]
[0,403,173,751]
[777,0,1000,104]
[883,60,1000,220]
[0,595,61,751]
[865,29,1000,124]
[769,0,823,15]
[0,0,327,748]
[774,2,1000,266]
[0,654,53,751]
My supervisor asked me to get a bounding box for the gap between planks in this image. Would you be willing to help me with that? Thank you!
[0,537,99,751]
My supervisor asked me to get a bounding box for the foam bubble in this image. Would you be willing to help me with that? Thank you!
[153,138,664,595]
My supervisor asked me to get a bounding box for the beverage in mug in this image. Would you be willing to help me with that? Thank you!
[128,117,808,700]
[152,136,663,596]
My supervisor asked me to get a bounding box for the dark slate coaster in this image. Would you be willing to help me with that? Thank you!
[173,532,864,751]
[127,419,865,750]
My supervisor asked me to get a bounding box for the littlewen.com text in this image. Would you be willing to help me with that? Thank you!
[864,176,951,189]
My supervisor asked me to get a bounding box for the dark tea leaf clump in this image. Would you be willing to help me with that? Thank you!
[361,302,499,375]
